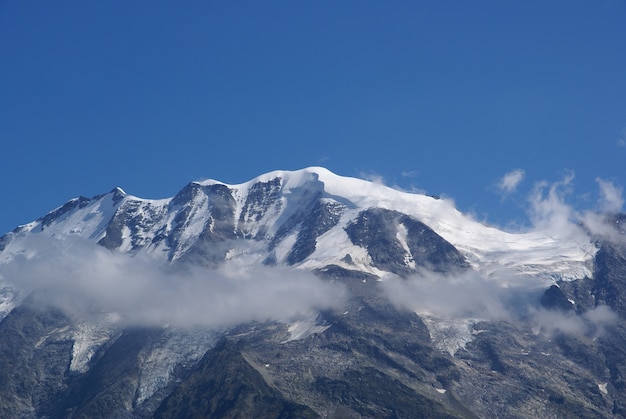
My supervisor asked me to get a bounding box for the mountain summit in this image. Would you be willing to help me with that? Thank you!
[0,167,624,418]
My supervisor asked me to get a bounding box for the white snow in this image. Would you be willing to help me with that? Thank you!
[0,284,19,320]
[310,167,595,281]
[284,316,331,342]
[135,329,221,405]
[396,223,415,269]
[421,315,477,356]
[598,382,608,395]
[273,231,299,264]
[70,319,119,373]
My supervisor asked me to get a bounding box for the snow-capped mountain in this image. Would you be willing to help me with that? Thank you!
[1,167,595,279]
[0,167,624,418]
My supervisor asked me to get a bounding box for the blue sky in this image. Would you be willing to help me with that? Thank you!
[1,1,625,235]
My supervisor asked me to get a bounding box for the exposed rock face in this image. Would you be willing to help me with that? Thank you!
[0,302,72,418]
[0,168,623,418]
[345,208,468,275]
[154,339,319,419]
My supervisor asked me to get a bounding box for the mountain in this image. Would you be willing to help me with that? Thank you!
[0,167,624,418]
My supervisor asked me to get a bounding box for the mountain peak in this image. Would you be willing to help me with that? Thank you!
[112,186,126,195]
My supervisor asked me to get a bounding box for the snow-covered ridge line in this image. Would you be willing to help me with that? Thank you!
[1,167,596,281]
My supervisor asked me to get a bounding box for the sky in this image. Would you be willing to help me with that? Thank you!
[1,1,625,235]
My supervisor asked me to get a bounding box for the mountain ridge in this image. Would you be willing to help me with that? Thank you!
[0,167,624,418]
[1,166,595,281]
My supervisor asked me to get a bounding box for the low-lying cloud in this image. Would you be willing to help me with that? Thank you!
[381,269,542,322]
[0,236,347,328]
[381,268,619,338]
[531,304,618,337]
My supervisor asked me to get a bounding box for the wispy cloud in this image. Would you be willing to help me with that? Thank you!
[595,177,624,213]
[0,236,347,328]
[531,304,618,337]
[381,269,530,321]
[522,172,625,245]
[401,170,418,179]
[496,169,526,195]
[580,178,625,244]
[617,128,626,148]
[526,171,580,236]
[381,268,618,338]
[359,171,385,184]
[511,172,625,245]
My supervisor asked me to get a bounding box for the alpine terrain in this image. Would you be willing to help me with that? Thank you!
[0,167,625,418]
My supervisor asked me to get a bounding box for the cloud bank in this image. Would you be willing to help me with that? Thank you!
[0,236,347,328]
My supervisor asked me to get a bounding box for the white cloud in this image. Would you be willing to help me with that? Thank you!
[381,268,619,339]
[519,172,625,245]
[531,304,618,337]
[595,177,624,213]
[496,169,525,194]
[581,212,626,245]
[380,269,537,322]
[359,171,385,184]
[577,179,625,245]
[526,171,583,238]
[0,236,347,328]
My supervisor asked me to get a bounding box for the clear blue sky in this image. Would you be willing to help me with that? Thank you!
[1,1,625,235]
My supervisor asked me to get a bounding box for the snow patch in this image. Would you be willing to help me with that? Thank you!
[70,317,119,373]
[396,223,415,269]
[273,231,299,264]
[135,329,221,405]
[284,316,330,342]
[421,316,477,356]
